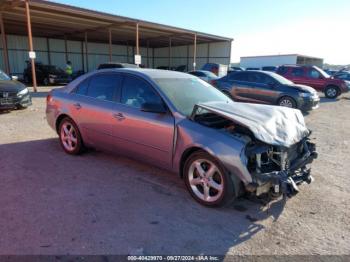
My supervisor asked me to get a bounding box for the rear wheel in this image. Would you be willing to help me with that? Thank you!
[324,85,339,99]
[278,96,296,108]
[58,117,84,155]
[183,151,236,207]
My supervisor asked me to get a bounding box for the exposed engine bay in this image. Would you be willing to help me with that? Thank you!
[192,106,318,198]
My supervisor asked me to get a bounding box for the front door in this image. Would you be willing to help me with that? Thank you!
[111,74,175,168]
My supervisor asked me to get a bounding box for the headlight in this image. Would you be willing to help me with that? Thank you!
[49,74,57,79]
[299,92,312,98]
[17,88,29,97]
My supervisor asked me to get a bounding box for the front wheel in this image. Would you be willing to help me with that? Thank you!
[58,117,84,155]
[324,86,339,99]
[183,151,236,207]
[278,96,296,108]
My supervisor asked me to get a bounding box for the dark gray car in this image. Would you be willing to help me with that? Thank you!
[46,69,317,207]
[214,71,320,112]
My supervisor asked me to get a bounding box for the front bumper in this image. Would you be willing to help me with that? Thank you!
[298,96,320,111]
[247,139,317,198]
[0,93,32,109]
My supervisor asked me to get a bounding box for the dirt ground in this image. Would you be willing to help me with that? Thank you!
[0,86,349,256]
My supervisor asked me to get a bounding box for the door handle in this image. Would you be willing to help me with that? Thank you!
[113,112,125,121]
[73,103,82,110]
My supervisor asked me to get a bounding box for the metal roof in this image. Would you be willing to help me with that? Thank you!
[0,0,233,48]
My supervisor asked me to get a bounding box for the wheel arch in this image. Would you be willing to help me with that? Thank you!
[55,113,71,133]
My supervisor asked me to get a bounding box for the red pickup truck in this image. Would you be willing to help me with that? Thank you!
[277,65,350,99]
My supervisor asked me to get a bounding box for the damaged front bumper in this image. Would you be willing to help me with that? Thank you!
[246,138,317,198]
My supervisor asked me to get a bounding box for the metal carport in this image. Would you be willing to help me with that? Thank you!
[0,0,233,91]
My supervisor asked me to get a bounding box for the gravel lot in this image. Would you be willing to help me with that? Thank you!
[0,86,349,256]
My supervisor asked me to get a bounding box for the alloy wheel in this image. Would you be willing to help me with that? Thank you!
[326,87,337,98]
[188,159,224,203]
[60,122,78,152]
[279,98,293,108]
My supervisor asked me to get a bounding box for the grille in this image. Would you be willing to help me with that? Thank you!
[0,91,17,98]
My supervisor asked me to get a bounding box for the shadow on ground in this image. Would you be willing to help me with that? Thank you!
[0,138,285,255]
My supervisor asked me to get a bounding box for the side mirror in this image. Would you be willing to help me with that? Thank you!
[11,75,18,81]
[141,102,167,114]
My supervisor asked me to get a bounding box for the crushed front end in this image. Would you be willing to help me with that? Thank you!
[245,135,317,198]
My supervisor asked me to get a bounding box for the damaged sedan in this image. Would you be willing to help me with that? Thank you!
[46,69,317,207]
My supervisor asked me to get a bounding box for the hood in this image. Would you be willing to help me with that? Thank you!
[195,101,310,147]
[289,84,317,94]
[0,80,26,92]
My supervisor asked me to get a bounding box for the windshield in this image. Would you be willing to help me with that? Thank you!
[0,70,11,81]
[314,66,330,78]
[270,72,294,85]
[153,77,230,116]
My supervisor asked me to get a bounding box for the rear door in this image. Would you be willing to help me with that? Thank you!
[226,72,254,101]
[111,74,175,168]
[70,73,122,149]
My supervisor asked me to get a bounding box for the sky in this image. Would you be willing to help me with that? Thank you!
[52,0,350,65]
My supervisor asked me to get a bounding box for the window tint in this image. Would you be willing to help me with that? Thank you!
[75,78,89,95]
[308,69,321,79]
[229,72,248,81]
[291,68,304,77]
[277,66,288,75]
[86,74,120,101]
[121,76,163,109]
[251,73,275,85]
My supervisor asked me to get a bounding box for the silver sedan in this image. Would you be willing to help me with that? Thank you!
[46,69,317,207]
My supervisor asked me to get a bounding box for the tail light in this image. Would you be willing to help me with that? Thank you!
[46,93,53,104]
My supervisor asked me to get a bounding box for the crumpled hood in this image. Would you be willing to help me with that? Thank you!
[196,101,310,147]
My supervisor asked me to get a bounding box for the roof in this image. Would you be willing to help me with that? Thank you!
[98,68,196,79]
[241,54,323,60]
[0,0,233,48]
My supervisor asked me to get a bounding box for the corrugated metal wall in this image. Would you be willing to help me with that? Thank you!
[0,35,154,76]
[153,41,231,70]
[0,34,230,75]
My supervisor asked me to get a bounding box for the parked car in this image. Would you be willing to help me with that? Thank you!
[46,69,316,207]
[228,66,244,73]
[23,62,70,86]
[276,65,350,99]
[213,70,319,111]
[262,66,277,72]
[97,62,138,70]
[333,71,350,81]
[0,69,31,110]
[201,63,228,77]
[188,70,218,83]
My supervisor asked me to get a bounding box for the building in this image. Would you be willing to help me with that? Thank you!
[0,0,233,89]
[240,54,324,69]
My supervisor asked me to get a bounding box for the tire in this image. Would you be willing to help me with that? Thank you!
[183,151,236,207]
[43,77,49,86]
[278,96,296,108]
[58,117,84,155]
[324,85,339,99]
[23,75,30,84]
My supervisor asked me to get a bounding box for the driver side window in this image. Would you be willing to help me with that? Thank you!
[121,75,163,109]
[309,69,321,79]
